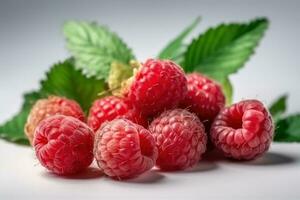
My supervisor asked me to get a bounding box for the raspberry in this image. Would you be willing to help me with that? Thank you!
[124,59,187,117]
[149,109,207,171]
[87,96,147,132]
[94,119,157,179]
[181,73,225,129]
[210,99,274,160]
[25,96,85,145]
[33,115,94,175]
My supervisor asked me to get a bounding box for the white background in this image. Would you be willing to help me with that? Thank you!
[0,0,299,199]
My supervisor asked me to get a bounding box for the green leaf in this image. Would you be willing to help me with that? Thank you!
[158,17,200,63]
[183,18,269,80]
[269,94,288,122]
[64,21,135,80]
[0,110,30,145]
[41,59,106,112]
[0,59,107,145]
[274,114,300,142]
[22,91,44,110]
[271,95,300,143]
[0,91,42,145]
[219,77,233,105]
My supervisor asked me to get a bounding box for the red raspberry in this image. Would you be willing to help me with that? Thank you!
[34,115,94,175]
[210,99,274,160]
[87,96,146,132]
[124,59,187,117]
[25,96,85,145]
[149,109,207,171]
[181,73,225,129]
[94,119,157,180]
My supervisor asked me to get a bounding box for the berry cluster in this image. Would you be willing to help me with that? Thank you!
[26,59,274,179]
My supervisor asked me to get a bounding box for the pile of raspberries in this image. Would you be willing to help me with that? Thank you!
[25,59,274,179]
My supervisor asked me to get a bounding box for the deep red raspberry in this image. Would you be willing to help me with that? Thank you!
[210,99,274,160]
[124,59,187,117]
[94,119,157,179]
[87,96,147,132]
[149,109,207,171]
[181,73,225,129]
[34,115,94,175]
[25,96,85,145]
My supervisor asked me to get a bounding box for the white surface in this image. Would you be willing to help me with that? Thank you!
[0,140,299,200]
[1,0,300,200]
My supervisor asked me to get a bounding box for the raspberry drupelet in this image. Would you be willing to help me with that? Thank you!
[87,96,146,132]
[149,109,207,171]
[181,73,225,130]
[124,59,187,117]
[34,115,94,175]
[210,99,274,160]
[94,118,158,179]
[25,96,85,145]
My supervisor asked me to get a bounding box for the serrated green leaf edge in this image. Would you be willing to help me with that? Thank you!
[0,59,107,145]
[158,17,201,63]
[64,21,135,80]
[0,91,43,145]
[183,18,269,77]
[40,59,106,112]
[182,18,268,102]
